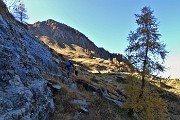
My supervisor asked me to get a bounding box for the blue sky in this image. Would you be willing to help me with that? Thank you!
[23,0,180,79]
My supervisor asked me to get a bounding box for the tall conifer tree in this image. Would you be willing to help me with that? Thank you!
[125,6,168,96]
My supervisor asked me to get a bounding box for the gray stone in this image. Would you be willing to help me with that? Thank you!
[101,89,123,106]
[0,3,61,119]
[80,106,89,113]
[107,79,113,84]
[71,99,90,114]
[61,77,78,90]
[51,84,61,90]
[69,83,78,89]
[55,58,61,63]
[72,99,90,106]
[29,79,48,96]
[8,75,23,86]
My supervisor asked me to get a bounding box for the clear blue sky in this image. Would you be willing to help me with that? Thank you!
[23,0,180,79]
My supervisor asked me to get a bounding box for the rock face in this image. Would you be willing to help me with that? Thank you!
[0,1,60,119]
[28,19,126,62]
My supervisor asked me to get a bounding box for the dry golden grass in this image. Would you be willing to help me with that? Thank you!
[163,79,180,96]
[42,63,135,120]
[39,36,125,73]
[50,83,134,120]
[50,85,80,120]
[40,40,180,120]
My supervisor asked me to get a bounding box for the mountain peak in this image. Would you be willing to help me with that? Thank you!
[29,19,126,62]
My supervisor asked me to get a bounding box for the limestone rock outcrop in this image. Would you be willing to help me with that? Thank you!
[0,1,61,119]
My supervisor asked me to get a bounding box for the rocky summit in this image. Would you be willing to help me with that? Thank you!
[28,19,126,62]
[0,1,61,119]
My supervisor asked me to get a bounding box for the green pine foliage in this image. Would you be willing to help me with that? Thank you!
[123,75,168,120]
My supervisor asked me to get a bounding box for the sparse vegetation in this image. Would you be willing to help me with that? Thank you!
[41,37,179,120]
[123,75,168,120]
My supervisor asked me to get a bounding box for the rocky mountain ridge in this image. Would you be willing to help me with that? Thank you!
[28,19,126,63]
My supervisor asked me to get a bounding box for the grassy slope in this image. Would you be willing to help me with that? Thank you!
[44,46,180,120]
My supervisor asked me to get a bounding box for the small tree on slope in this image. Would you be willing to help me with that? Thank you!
[125,6,168,97]
[3,0,28,23]
[13,1,28,23]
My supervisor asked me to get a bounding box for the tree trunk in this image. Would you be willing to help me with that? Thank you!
[139,37,149,97]
[139,76,145,97]
[20,12,22,22]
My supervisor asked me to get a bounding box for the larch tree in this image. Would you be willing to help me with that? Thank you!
[125,6,168,97]
[3,0,28,23]
[13,1,28,23]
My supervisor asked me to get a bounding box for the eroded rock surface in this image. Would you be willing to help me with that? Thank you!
[0,1,61,119]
